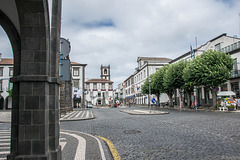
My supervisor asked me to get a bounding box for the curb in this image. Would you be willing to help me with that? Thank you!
[97,135,121,160]
[60,117,95,122]
[120,110,169,115]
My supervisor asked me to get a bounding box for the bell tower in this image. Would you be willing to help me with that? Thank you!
[100,65,110,80]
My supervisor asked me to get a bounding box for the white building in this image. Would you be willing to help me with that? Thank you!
[71,61,87,108]
[122,57,172,105]
[170,33,240,107]
[0,55,13,110]
[85,65,114,106]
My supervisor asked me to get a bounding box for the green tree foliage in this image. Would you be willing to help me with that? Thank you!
[183,50,234,108]
[163,60,187,106]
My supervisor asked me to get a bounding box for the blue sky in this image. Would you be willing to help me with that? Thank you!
[1,0,240,88]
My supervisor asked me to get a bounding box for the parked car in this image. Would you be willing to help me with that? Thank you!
[86,103,93,108]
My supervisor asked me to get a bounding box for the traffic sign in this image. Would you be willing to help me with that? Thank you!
[60,37,71,59]
[152,98,156,104]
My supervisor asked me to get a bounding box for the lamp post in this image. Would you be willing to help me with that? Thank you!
[149,77,151,113]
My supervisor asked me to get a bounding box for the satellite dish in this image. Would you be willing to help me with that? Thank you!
[60,37,71,59]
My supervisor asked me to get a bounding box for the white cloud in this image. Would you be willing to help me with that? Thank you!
[1,0,240,88]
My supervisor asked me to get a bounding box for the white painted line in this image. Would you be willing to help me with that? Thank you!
[75,111,83,118]
[60,141,67,150]
[0,147,10,150]
[0,136,10,139]
[63,111,77,119]
[61,131,86,160]
[0,143,10,145]
[62,130,106,160]
[80,112,86,118]
[86,111,89,118]
[69,111,79,119]
[0,139,10,142]
[0,151,9,154]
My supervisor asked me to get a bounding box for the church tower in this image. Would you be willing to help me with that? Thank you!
[100,65,110,80]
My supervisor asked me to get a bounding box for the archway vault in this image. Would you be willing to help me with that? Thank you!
[0,0,62,159]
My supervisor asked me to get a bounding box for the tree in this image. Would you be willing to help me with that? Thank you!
[163,60,187,106]
[182,60,197,108]
[151,65,169,106]
[183,50,234,108]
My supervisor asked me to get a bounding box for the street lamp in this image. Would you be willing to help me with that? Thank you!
[149,77,151,113]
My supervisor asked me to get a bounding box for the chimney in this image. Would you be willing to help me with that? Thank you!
[0,53,2,61]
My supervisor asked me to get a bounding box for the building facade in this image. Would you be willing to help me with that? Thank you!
[71,61,87,108]
[85,65,114,106]
[121,57,171,106]
[0,55,13,110]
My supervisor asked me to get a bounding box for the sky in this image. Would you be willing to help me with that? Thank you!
[0,0,240,88]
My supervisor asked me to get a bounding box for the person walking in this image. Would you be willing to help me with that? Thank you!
[180,99,183,111]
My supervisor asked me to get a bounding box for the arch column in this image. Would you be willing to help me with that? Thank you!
[1,0,62,159]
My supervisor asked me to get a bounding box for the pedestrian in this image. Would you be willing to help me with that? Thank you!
[191,101,195,109]
[180,99,183,111]
[234,98,238,110]
[237,97,240,110]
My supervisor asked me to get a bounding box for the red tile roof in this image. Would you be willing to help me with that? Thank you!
[71,61,87,66]
[0,58,13,65]
[85,79,113,83]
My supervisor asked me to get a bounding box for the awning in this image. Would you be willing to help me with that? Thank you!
[125,95,135,99]
[217,91,236,96]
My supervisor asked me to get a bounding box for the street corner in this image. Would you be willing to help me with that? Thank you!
[120,109,169,115]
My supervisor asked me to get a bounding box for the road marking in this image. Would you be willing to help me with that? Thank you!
[86,111,89,118]
[97,135,121,160]
[61,131,86,160]
[62,130,106,160]
[59,137,67,150]
[75,111,83,118]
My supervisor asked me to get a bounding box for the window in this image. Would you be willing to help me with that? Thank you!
[104,69,107,74]
[98,92,101,97]
[109,84,113,89]
[144,70,146,78]
[93,83,97,89]
[102,83,105,89]
[90,91,93,97]
[73,80,79,89]
[8,82,13,91]
[0,68,3,76]
[215,43,221,51]
[0,81,2,91]
[73,67,79,76]
[9,67,13,76]
[86,83,90,89]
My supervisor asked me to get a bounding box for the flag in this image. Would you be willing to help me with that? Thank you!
[190,45,193,59]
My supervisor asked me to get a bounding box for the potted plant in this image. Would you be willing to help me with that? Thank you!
[227,105,235,111]
[218,104,222,110]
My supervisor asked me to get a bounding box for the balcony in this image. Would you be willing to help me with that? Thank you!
[230,70,240,78]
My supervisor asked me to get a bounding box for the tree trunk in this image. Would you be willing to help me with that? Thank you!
[211,88,217,109]
[156,93,160,107]
[187,92,191,108]
[167,93,173,107]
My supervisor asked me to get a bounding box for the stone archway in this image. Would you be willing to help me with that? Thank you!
[0,0,62,159]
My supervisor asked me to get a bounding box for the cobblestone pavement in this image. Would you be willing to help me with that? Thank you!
[61,107,240,160]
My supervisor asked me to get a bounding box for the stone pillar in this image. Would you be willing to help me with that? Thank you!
[49,0,62,159]
[7,0,62,159]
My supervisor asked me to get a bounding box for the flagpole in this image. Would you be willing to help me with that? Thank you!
[195,36,198,58]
